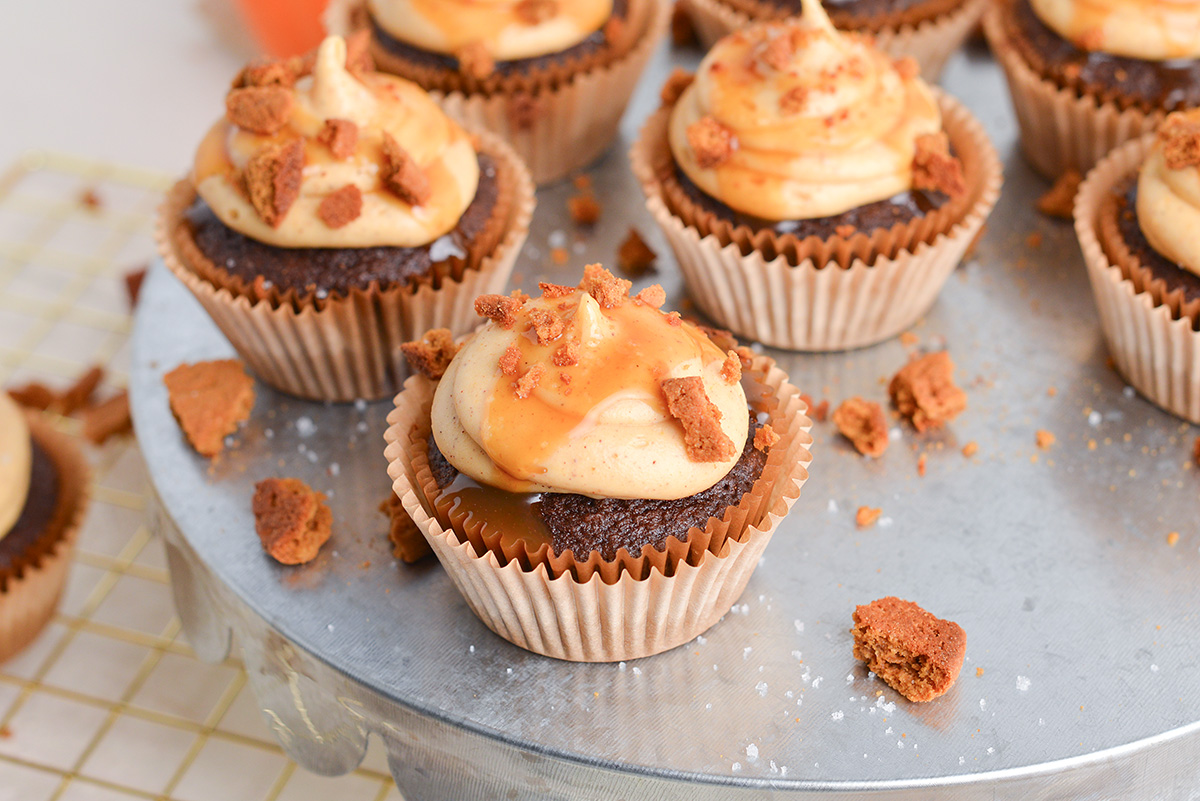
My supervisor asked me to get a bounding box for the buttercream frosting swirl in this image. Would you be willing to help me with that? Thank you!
[1137,109,1200,275]
[0,393,32,542]
[1029,0,1200,61]
[667,0,943,221]
[431,277,750,500]
[193,35,479,248]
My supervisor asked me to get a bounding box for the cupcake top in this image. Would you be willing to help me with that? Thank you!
[0,394,31,541]
[667,0,959,221]
[429,266,750,500]
[193,35,479,249]
[1028,0,1200,61]
[1137,109,1200,273]
[367,0,613,61]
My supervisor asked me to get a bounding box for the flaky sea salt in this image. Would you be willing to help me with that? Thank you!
[831,711,844,721]
[755,681,768,697]
[1016,675,1031,691]
[295,416,316,437]
[745,743,759,762]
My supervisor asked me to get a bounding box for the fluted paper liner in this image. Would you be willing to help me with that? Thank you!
[983,2,1163,179]
[332,0,671,184]
[383,353,813,662]
[1075,135,1200,423]
[679,0,988,82]
[156,131,535,403]
[631,92,1002,351]
[1,415,89,663]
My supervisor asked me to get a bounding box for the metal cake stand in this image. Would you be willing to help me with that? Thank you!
[131,37,1200,801]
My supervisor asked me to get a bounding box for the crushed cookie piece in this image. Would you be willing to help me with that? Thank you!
[550,247,569,265]
[474,293,526,327]
[401,328,460,379]
[720,350,741,385]
[603,16,627,48]
[539,282,576,299]
[233,58,299,89]
[697,324,739,353]
[1036,169,1082,219]
[760,32,796,71]
[634,284,666,308]
[58,366,104,416]
[671,3,696,46]
[243,139,305,227]
[618,228,657,276]
[163,360,255,457]
[976,667,985,677]
[1026,231,1043,249]
[833,397,889,457]
[124,266,147,309]
[552,340,580,366]
[82,391,132,445]
[856,506,882,528]
[1167,531,1180,547]
[572,174,593,192]
[661,376,736,462]
[912,132,965,197]
[580,263,631,308]
[317,184,363,229]
[79,188,103,211]
[665,311,682,325]
[1035,429,1056,450]
[852,597,966,702]
[660,68,695,106]
[889,352,966,432]
[779,86,809,114]
[754,424,780,452]
[6,382,55,411]
[317,118,358,160]
[899,331,919,346]
[515,0,557,24]
[457,41,495,80]
[527,307,566,345]
[1159,111,1200,169]
[917,452,927,477]
[380,492,432,563]
[962,440,979,457]
[381,133,431,206]
[344,29,374,74]
[226,86,294,135]
[893,56,920,80]
[514,364,546,399]
[253,478,332,565]
[687,116,737,169]
[567,194,602,226]
[499,343,523,376]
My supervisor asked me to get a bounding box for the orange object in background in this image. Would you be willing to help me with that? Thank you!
[235,0,328,59]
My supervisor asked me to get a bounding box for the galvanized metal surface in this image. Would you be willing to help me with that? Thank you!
[132,36,1200,800]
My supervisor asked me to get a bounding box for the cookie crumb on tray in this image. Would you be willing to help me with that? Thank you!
[253,478,332,565]
[889,352,966,432]
[852,596,966,702]
[380,492,433,563]
[163,359,255,457]
[1036,170,1081,219]
[833,397,888,457]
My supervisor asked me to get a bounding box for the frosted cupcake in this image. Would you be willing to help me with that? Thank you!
[1,395,89,663]
[384,266,812,661]
[156,35,534,402]
[632,1,1001,350]
[1076,109,1200,421]
[679,0,989,81]
[985,0,1200,177]
[334,0,672,184]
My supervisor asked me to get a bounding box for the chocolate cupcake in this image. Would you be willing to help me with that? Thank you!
[1,395,90,663]
[984,0,1200,177]
[1076,110,1200,422]
[632,4,1001,350]
[156,35,534,402]
[331,0,672,184]
[384,266,812,661]
[679,0,989,81]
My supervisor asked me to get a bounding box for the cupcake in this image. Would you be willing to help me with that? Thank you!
[383,266,813,662]
[984,0,1200,178]
[1075,109,1200,422]
[332,0,672,184]
[678,0,989,81]
[631,3,1001,351]
[1,394,89,663]
[156,35,534,402]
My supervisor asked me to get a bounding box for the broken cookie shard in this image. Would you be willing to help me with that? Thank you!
[852,596,966,702]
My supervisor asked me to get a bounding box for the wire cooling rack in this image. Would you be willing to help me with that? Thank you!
[0,153,400,801]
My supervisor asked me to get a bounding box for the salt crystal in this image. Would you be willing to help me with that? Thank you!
[619,662,626,671]
[770,760,778,773]
[785,691,794,698]
[745,743,758,761]
[794,620,805,633]
[831,710,844,721]
[1151,664,1160,672]
[877,517,894,528]
[845,673,854,683]
[329,462,340,476]
[327,624,334,632]
[264,428,274,439]
[632,667,641,676]
[897,740,905,749]
[812,677,823,689]
[980,698,987,710]
[548,230,568,249]
[889,427,902,441]
[1123,386,1135,399]
[731,762,741,772]
[307,451,318,463]
[354,398,368,412]
[987,747,995,755]
[792,650,803,661]
[356,421,369,433]
[1088,410,1102,426]
[696,635,707,645]
[469,645,475,653]
[296,417,316,437]
[827,499,838,513]
[755,681,768,697]
[1016,675,1031,691]
[744,647,753,660]
[506,668,513,675]
[959,756,965,765]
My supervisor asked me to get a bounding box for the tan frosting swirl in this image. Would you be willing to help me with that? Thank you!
[667,0,943,221]
[367,0,613,61]
[431,288,749,500]
[0,394,32,542]
[1029,0,1200,61]
[1137,112,1200,275]
[193,36,479,248]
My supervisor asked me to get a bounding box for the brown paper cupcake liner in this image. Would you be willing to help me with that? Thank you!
[156,131,535,402]
[679,0,987,82]
[631,91,1002,350]
[383,353,813,662]
[982,3,1163,179]
[1075,135,1200,423]
[1,415,89,663]
[334,0,670,184]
